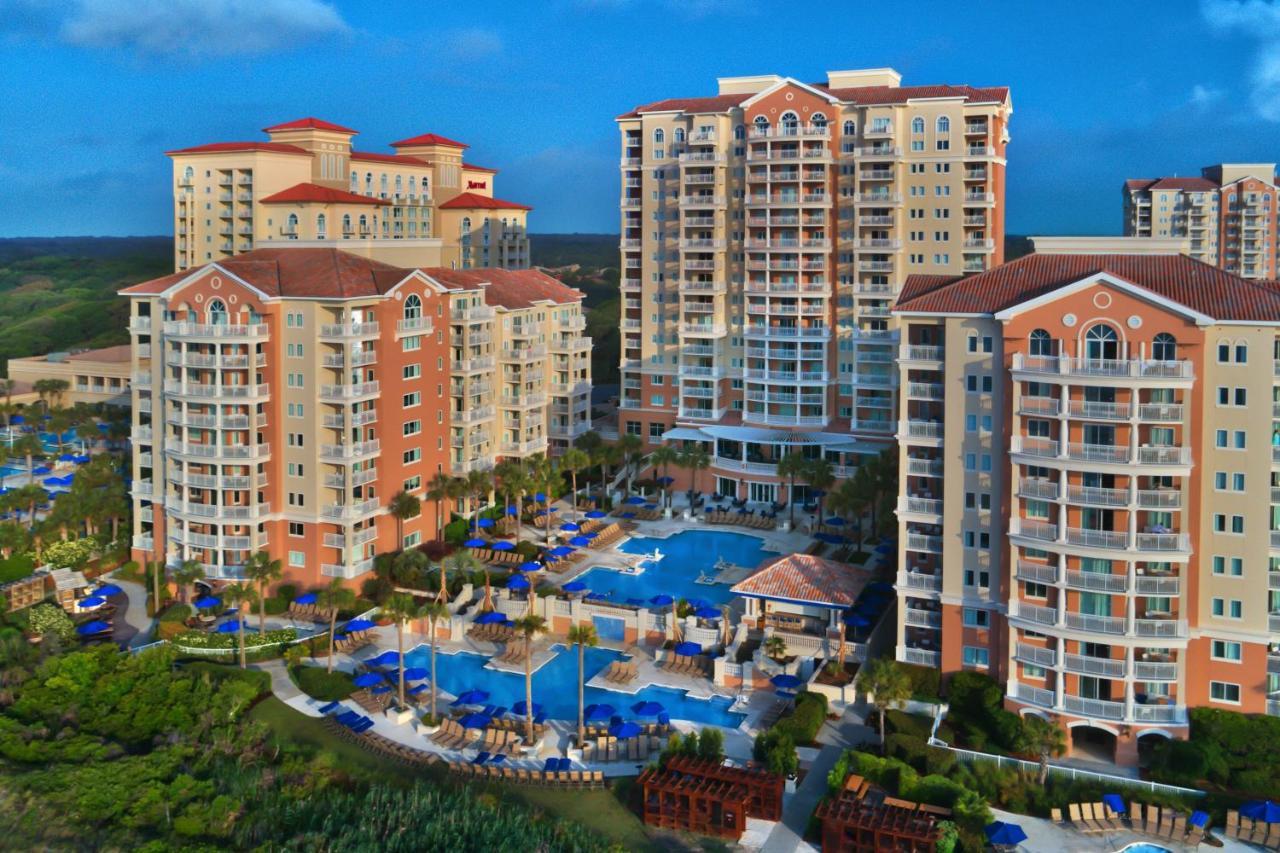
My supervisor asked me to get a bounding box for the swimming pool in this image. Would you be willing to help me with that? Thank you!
[1116,845,1172,853]
[573,530,778,606]
[400,643,745,728]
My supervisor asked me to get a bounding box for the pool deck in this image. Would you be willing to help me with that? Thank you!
[987,806,1253,853]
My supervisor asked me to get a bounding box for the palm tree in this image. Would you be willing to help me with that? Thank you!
[147,559,167,614]
[559,447,590,524]
[848,465,879,551]
[776,453,808,527]
[419,599,449,721]
[45,409,74,455]
[382,592,424,709]
[804,458,836,523]
[680,446,711,501]
[593,443,620,506]
[387,490,421,551]
[0,522,27,560]
[566,623,598,746]
[318,578,355,673]
[493,460,527,542]
[439,549,482,604]
[33,378,68,413]
[0,379,13,424]
[764,635,787,661]
[616,434,643,496]
[426,472,454,542]
[513,614,547,743]
[1017,714,1066,785]
[12,434,42,478]
[861,657,912,754]
[172,558,205,605]
[222,582,257,669]
[243,550,283,633]
[649,445,680,510]
[465,469,493,529]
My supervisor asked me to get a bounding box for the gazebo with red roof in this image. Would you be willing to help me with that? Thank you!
[731,554,871,658]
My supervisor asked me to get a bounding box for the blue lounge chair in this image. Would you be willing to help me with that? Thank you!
[543,757,557,772]
[318,701,340,715]
[473,751,491,765]
[489,753,506,764]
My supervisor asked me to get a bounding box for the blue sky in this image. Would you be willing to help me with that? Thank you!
[2,0,1280,237]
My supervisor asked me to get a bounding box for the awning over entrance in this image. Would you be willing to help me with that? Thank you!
[663,423,871,451]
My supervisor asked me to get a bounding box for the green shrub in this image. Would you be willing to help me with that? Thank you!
[263,597,288,615]
[886,709,933,739]
[291,665,355,701]
[28,604,76,643]
[899,662,941,701]
[885,733,928,769]
[755,730,798,777]
[1147,708,1280,796]
[772,691,828,745]
[171,628,296,651]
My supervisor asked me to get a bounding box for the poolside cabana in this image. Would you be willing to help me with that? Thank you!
[731,554,871,660]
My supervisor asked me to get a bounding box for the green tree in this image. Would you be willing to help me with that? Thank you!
[592,442,621,506]
[242,551,283,633]
[776,452,808,527]
[419,599,449,721]
[11,434,43,480]
[804,457,836,523]
[381,593,424,709]
[679,445,711,501]
[559,447,590,524]
[425,472,454,542]
[649,445,679,510]
[1017,714,1066,786]
[33,378,69,412]
[513,613,546,743]
[171,559,205,605]
[493,460,528,544]
[566,623,598,746]
[764,635,787,661]
[465,469,493,528]
[616,433,643,495]
[221,582,257,669]
[861,657,912,754]
[318,578,356,674]
[387,491,421,551]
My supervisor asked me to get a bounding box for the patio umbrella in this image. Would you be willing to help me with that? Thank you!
[513,700,542,716]
[581,531,598,539]
[632,700,665,717]
[824,516,847,526]
[534,492,546,503]
[583,703,615,721]
[476,611,506,624]
[694,607,721,619]
[93,583,123,597]
[344,618,376,632]
[491,541,515,551]
[984,821,1028,847]
[844,613,871,627]
[369,650,400,665]
[771,674,803,690]
[215,619,243,633]
[560,522,581,532]
[77,595,106,609]
[563,581,588,593]
[401,667,429,681]
[353,672,383,688]
[1189,811,1210,828]
[76,620,110,635]
[625,496,646,505]
[568,536,591,547]
[477,517,495,529]
[293,592,318,605]
[452,689,489,706]
[1241,801,1280,823]
[1102,794,1127,815]
[609,720,642,739]
[548,546,574,558]
[687,598,712,611]
[649,594,674,608]
[506,505,519,516]
[514,561,542,573]
[407,683,430,696]
[459,713,493,729]
[815,532,844,544]
[464,538,487,548]
[194,595,221,609]
[656,476,674,486]
[585,510,606,519]
[507,575,530,590]
[620,511,636,519]
[674,641,702,656]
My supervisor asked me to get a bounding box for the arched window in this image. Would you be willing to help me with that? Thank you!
[1029,328,1054,356]
[653,128,665,144]
[358,214,368,233]
[461,216,471,235]
[1084,324,1120,361]
[207,299,228,326]
[286,212,298,236]
[1152,332,1177,361]
[316,213,326,236]
[183,166,194,182]
[911,116,925,134]
[404,294,422,320]
[810,112,827,129]
[379,174,388,196]
[364,173,373,194]
[409,176,416,196]
[674,128,685,143]
[350,171,358,191]
[733,125,745,140]
[842,120,855,136]
[754,115,770,134]
[936,116,950,134]
[342,214,352,235]
[780,111,799,135]
[422,176,430,197]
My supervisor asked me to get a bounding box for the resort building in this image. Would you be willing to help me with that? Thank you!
[167,118,531,274]
[616,68,1011,503]
[891,252,1280,764]
[5,345,133,407]
[121,247,588,587]
[1123,163,1278,278]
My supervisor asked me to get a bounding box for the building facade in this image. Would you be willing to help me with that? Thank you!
[121,248,588,588]
[168,118,530,274]
[5,345,133,408]
[1123,164,1277,279]
[615,68,1011,503]
[892,253,1280,764]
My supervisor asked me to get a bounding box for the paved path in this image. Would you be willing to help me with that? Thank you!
[760,743,839,853]
[110,576,157,649]
[249,658,303,701]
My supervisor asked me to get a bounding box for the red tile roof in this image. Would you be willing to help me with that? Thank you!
[165,141,309,157]
[463,162,498,173]
[895,253,1280,321]
[618,93,751,119]
[818,83,1010,105]
[349,150,429,166]
[438,192,531,211]
[731,554,870,608]
[66,344,132,363]
[121,249,408,299]
[1127,176,1219,192]
[258,183,389,206]
[421,267,583,308]
[391,132,467,149]
[263,117,357,134]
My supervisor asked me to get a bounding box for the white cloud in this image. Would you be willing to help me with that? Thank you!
[1188,83,1224,108]
[6,0,349,58]
[1202,0,1280,119]
[441,27,503,59]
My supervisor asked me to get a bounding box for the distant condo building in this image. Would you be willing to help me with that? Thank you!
[1123,163,1277,279]
[122,248,589,586]
[167,118,531,274]
[615,68,1011,502]
[892,252,1280,763]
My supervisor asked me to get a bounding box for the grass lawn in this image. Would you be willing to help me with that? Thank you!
[0,554,35,584]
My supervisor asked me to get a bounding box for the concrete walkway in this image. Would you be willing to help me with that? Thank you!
[249,658,303,701]
[110,575,157,649]
[760,743,838,853]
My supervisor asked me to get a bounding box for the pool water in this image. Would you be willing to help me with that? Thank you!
[401,643,745,728]
[0,466,25,481]
[1118,845,1173,853]
[574,530,778,606]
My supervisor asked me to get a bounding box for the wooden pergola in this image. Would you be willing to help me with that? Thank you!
[814,775,946,852]
[638,757,786,840]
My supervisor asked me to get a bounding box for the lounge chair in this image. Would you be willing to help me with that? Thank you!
[1096,802,1123,832]
[1069,803,1094,833]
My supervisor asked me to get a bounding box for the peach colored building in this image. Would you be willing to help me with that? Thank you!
[5,344,133,408]
[615,69,1011,503]
[168,118,530,274]
[1123,164,1278,279]
[892,252,1280,764]
[120,248,588,588]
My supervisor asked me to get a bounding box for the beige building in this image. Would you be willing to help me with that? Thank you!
[1123,163,1277,278]
[1030,236,1190,256]
[168,118,530,274]
[120,248,587,588]
[616,68,1011,503]
[6,345,133,407]
[892,252,1280,765]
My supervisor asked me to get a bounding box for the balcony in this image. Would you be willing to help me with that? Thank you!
[320,440,381,461]
[318,321,380,340]
[162,322,268,341]
[500,437,549,455]
[396,317,434,336]
[905,532,942,554]
[1011,353,1193,381]
[321,498,380,521]
[319,381,380,402]
[324,468,377,488]
[1062,695,1125,722]
[452,356,496,373]
[165,439,270,461]
[453,304,496,322]
[903,608,942,628]
[901,647,940,667]
[1064,653,1126,679]
[321,557,376,579]
[499,392,547,409]
[1014,643,1057,668]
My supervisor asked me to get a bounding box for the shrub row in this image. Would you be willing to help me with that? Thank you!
[771,691,828,745]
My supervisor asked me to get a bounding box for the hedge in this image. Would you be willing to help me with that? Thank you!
[1148,707,1280,797]
[172,628,297,650]
[771,691,828,745]
[291,665,355,701]
[943,671,1022,753]
[899,661,941,701]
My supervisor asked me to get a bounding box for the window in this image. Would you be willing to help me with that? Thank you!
[287,462,303,477]
[962,608,990,628]
[810,112,827,128]
[404,293,422,321]
[1084,323,1119,360]
[962,646,989,667]
[1210,681,1240,704]
[1212,555,1244,576]
[207,298,228,326]
[1152,332,1176,361]
[1029,328,1053,356]
[403,448,421,464]
[1211,597,1243,618]
[403,335,421,352]
[1211,640,1242,661]
[842,120,855,136]
[403,420,421,437]
[649,422,664,439]
[403,364,421,379]
[289,551,305,568]
[936,116,950,134]
[403,475,422,492]
[403,391,420,408]
[288,522,304,537]
[911,116,924,134]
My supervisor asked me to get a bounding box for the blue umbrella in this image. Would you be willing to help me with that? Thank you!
[293,592,318,605]
[476,611,506,624]
[1190,811,1209,828]
[514,561,542,573]
[453,689,489,706]
[1241,801,1280,823]
[344,618,376,632]
[563,581,588,592]
[353,672,383,687]
[9,415,22,424]
[584,703,615,721]
[656,476,674,485]
[815,532,844,544]
[771,674,803,690]
[844,613,871,627]
[581,531,599,540]
[1102,794,1126,815]
[407,683,430,696]
[632,700,665,716]
[674,641,702,656]
[549,546,574,557]
[694,607,721,619]
[560,522,581,532]
[585,510,606,519]
[625,496,646,505]
[687,598,712,610]
[76,619,110,635]
[649,594,674,608]
[620,511,636,519]
[491,541,515,552]
[609,720,642,739]
[464,538,487,548]
[78,595,106,609]
[984,822,1028,846]
[370,685,393,695]
[401,667,429,681]
[513,700,542,715]
[824,516,847,526]
[93,583,123,597]
[875,543,895,555]
[534,492,546,502]
[458,712,492,729]
[216,619,243,633]
[369,650,401,665]
[569,536,591,547]
[194,595,221,609]
[477,517,495,529]
[507,575,530,590]
[502,504,518,517]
